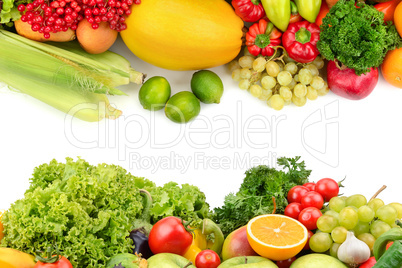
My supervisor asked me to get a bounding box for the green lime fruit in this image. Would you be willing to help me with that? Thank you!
[165,91,200,123]
[191,70,224,104]
[139,76,171,111]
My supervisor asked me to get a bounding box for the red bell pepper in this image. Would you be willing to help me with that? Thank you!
[282,21,320,63]
[246,19,282,56]
[232,0,266,22]
[374,0,401,23]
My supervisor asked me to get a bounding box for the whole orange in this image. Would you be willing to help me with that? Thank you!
[395,1,402,37]
[381,47,402,88]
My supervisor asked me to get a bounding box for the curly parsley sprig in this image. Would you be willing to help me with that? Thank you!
[317,0,402,75]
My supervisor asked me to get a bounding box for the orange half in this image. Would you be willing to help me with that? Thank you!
[246,214,308,261]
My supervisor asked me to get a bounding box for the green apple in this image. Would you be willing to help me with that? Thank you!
[218,256,278,268]
[147,253,196,268]
[290,254,348,268]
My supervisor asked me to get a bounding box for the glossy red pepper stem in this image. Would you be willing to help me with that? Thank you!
[295,27,311,44]
[282,21,320,63]
[246,19,282,56]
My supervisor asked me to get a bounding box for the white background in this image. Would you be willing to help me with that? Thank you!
[1,37,401,211]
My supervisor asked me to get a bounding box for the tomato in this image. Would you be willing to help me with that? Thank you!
[395,1,402,37]
[34,256,73,268]
[276,256,297,268]
[315,178,339,202]
[359,256,376,268]
[284,202,303,219]
[298,207,322,230]
[303,182,316,191]
[303,230,314,250]
[289,13,303,24]
[374,0,401,23]
[287,186,310,203]
[301,191,324,209]
[148,216,193,255]
[195,249,221,268]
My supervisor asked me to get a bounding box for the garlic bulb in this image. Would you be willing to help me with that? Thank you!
[337,231,371,267]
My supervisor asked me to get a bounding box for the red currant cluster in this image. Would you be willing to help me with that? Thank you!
[17,0,140,38]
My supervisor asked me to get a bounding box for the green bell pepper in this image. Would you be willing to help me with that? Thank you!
[260,0,290,32]
[294,0,321,23]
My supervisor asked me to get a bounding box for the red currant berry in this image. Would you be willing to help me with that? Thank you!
[17,4,26,12]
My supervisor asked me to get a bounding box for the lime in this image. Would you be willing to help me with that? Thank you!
[139,76,171,111]
[165,91,200,123]
[191,70,224,104]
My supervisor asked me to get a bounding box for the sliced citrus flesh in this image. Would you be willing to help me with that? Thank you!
[246,214,308,261]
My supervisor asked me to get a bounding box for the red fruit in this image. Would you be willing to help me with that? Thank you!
[284,202,303,219]
[359,256,376,268]
[303,230,314,250]
[303,182,316,191]
[298,207,322,230]
[327,60,379,100]
[276,256,297,268]
[195,250,221,268]
[221,226,258,261]
[287,186,310,203]
[315,178,340,202]
[300,191,324,209]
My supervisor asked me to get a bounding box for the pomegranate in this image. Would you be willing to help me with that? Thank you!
[327,60,379,100]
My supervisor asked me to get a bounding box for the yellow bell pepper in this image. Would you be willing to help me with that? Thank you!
[182,219,224,263]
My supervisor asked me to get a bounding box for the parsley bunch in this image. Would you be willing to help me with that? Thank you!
[213,157,311,236]
[317,0,402,75]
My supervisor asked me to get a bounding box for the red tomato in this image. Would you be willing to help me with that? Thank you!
[287,185,310,203]
[298,207,322,230]
[374,0,401,22]
[303,182,316,191]
[301,191,324,209]
[315,178,339,202]
[34,256,73,268]
[195,250,221,268]
[148,216,193,255]
[303,230,314,250]
[276,256,297,268]
[284,202,303,219]
[359,256,376,268]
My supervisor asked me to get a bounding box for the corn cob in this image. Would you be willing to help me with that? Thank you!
[0,29,144,122]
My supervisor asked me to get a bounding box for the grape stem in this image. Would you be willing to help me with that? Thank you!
[369,185,387,201]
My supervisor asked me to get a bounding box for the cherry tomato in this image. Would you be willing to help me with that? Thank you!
[148,216,193,255]
[34,256,73,268]
[301,191,324,209]
[315,178,339,202]
[195,249,221,268]
[287,185,310,203]
[284,202,303,219]
[276,256,297,268]
[303,182,316,191]
[359,256,376,268]
[298,207,322,230]
[303,230,314,250]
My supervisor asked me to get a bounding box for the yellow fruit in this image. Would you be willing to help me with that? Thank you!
[0,248,36,268]
[246,214,308,261]
[120,0,244,71]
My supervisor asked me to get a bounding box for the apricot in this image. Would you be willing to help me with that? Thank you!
[76,19,118,54]
[14,19,76,42]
